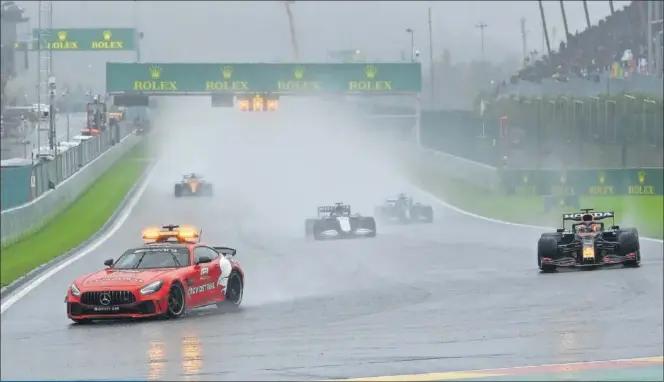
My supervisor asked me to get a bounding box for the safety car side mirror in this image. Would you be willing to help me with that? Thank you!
[104,258,113,267]
[196,256,212,265]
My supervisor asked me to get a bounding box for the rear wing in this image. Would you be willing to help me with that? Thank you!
[561,209,615,228]
[317,204,351,217]
[562,211,614,221]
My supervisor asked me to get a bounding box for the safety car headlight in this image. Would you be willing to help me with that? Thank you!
[70,283,81,297]
[140,280,164,296]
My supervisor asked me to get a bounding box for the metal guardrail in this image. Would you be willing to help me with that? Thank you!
[1,123,132,210]
[501,73,664,99]
[1,130,142,247]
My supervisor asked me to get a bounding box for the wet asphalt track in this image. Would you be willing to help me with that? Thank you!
[1,104,662,381]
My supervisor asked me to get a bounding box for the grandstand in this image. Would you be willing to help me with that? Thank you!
[513,1,663,87]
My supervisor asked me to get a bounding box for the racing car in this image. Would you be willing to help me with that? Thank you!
[537,209,640,272]
[65,224,244,324]
[174,173,213,197]
[374,193,434,224]
[305,203,376,240]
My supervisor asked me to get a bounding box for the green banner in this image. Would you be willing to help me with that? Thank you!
[32,28,136,51]
[502,168,664,196]
[105,62,422,94]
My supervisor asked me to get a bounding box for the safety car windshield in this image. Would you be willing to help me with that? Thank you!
[113,247,190,269]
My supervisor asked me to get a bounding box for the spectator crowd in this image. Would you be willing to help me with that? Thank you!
[514,1,663,85]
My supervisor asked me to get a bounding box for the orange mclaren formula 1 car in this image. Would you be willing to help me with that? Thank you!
[65,225,244,324]
[537,209,640,272]
[174,173,213,197]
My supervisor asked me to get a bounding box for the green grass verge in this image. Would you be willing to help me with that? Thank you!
[0,140,151,287]
[413,165,663,239]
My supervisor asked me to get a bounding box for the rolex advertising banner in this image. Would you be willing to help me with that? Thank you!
[502,168,664,196]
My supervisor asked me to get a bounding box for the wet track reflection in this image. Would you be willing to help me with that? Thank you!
[1,101,662,380]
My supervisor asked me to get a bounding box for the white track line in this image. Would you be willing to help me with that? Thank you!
[0,161,160,314]
[414,186,664,244]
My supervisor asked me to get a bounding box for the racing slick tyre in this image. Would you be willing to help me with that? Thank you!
[217,271,243,309]
[537,236,558,272]
[165,282,187,318]
[361,217,377,238]
[305,219,316,239]
[204,184,214,197]
[421,205,434,223]
[312,220,332,241]
[618,228,640,267]
[174,184,182,198]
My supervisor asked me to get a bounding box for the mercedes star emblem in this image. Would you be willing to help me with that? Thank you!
[99,293,111,306]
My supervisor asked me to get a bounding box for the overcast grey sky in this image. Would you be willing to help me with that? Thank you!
[12,0,628,92]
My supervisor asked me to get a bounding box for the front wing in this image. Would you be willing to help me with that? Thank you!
[177,183,209,196]
[540,251,639,268]
[313,218,375,239]
[314,228,374,239]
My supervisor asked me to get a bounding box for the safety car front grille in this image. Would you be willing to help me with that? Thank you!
[80,290,136,305]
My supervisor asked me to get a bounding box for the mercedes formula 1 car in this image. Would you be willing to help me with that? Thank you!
[174,173,213,197]
[537,209,640,272]
[305,203,376,240]
[65,225,244,324]
[374,193,433,224]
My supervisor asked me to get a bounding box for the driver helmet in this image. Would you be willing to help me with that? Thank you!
[578,222,596,233]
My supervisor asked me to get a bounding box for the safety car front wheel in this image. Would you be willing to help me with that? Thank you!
[166,283,187,318]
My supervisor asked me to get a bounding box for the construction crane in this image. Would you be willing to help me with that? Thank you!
[281,1,299,61]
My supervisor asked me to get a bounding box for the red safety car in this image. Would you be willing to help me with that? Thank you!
[65,225,244,324]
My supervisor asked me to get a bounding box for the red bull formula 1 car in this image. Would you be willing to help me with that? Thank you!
[65,225,244,324]
[537,209,640,272]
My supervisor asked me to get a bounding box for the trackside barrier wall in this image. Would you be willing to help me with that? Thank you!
[1,132,142,247]
[1,122,134,210]
[361,104,663,196]
[357,102,502,190]
[395,141,663,197]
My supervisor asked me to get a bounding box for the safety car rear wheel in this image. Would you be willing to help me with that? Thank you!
[217,271,243,309]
